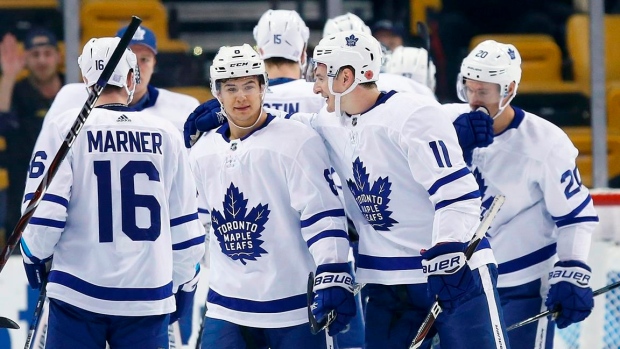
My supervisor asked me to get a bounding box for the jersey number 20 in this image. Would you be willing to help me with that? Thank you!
[94,160,161,242]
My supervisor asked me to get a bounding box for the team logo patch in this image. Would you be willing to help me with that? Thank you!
[346,157,398,231]
[345,34,358,47]
[133,27,146,41]
[211,183,269,264]
[507,48,516,60]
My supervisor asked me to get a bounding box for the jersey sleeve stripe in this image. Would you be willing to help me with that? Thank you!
[49,270,173,301]
[551,195,593,221]
[170,212,199,227]
[198,207,209,214]
[497,243,557,274]
[306,229,348,248]
[300,209,346,228]
[19,238,52,263]
[29,217,66,229]
[555,216,599,228]
[434,190,480,210]
[427,167,471,195]
[172,234,206,251]
[207,288,306,313]
[24,192,69,208]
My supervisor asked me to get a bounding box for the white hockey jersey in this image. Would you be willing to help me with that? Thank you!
[378,73,435,99]
[189,114,349,328]
[263,78,325,114]
[44,83,199,134]
[20,105,205,316]
[290,91,494,285]
[441,103,599,288]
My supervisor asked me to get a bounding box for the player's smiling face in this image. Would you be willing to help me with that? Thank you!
[464,79,503,116]
[313,63,337,112]
[218,76,264,126]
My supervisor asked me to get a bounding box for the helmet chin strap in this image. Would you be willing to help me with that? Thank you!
[124,81,136,105]
[327,74,359,124]
[491,91,517,119]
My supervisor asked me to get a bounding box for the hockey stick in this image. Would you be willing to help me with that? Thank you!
[0,316,19,329]
[409,194,506,349]
[24,279,47,349]
[507,279,620,331]
[0,15,142,273]
[416,21,431,89]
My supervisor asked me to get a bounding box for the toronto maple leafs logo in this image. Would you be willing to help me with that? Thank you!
[133,27,146,41]
[507,48,516,60]
[345,34,358,47]
[211,183,269,265]
[346,157,398,231]
[473,167,494,221]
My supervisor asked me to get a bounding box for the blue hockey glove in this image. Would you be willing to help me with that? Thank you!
[545,260,594,329]
[421,241,481,311]
[170,266,200,324]
[311,263,357,336]
[453,107,494,164]
[183,98,226,148]
[23,258,51,290]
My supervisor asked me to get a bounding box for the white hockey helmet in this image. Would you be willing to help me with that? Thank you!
[253,9,309,63]
[78,37,137,89]
[458,40,522,104]
[323,13,371,38]
[210,44,268,97]
[386,46,437,91]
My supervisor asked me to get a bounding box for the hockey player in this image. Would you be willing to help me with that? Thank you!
[20,37,204,348]
[442,40,598,349]
[322,13,435,98]
[190,44,355,349]
[384,45,436,95]
[43,25,199,133]
[184,31,510,349]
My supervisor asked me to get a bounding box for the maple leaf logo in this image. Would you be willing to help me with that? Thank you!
[211,183,269,265]
[473,166,494,222]
[345,34,358,47]
[346,157,398,231]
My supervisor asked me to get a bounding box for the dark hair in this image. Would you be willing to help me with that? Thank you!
[264,57,298,67]
[215,75,266,91]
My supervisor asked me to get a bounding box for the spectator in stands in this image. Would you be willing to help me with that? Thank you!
[437,0,574,102]
[0,27,63,242]
[371,19,405,51]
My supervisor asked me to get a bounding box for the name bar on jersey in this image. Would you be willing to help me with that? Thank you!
[87,130,163,154]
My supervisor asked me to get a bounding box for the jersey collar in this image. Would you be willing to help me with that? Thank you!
[96,104,133,112]
[216,113,276,142]
[495,106,525,137]
[130,84,159,111]
[269,77,296,86]
[360,90,397,115]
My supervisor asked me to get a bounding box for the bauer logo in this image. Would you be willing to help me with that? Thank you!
[346,157,398,231]
[549,269,591,286]
[211,183,269,265]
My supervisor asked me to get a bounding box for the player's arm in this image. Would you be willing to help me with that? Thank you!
[288,133,354,335]
[189,151,212,268]
[539,137,598,328]
[20,119,72,289]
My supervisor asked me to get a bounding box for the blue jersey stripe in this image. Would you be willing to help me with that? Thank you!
[29,217,65,229]
[49,270,173,301]
[357,238,491,271]
[170,212,199,227]
[427,168,471,195]
[556,216,599,228]
[173,235,206,251]
[497,243,557,274]
[300,209,345,228]
[24,193,69,208]
[198,207,209,214]
[306,229,348,248]
[551,195,592,221]
[207,289,306,313]
[435,190,480,210]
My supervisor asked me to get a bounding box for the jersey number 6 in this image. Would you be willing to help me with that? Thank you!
[94,160,161,242]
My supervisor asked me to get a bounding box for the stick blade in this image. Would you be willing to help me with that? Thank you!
[0,316,19,329]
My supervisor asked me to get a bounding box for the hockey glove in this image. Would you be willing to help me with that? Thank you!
[545,260,594,329]
[170,265,201,324]
[311,263,357,336]
[453,107,494,164]
[183,98,226,148]
[421,241,481,311]
[22,257,51,290]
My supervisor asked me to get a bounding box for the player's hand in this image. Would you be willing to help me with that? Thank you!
[170,266,200,324]
[421,241,481,312]
[453,107,493,164]
[0,33,25,79]
[183,99,226,148]
[311,263,356,336]
[22,257,51,290]
[545,260,594,329]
